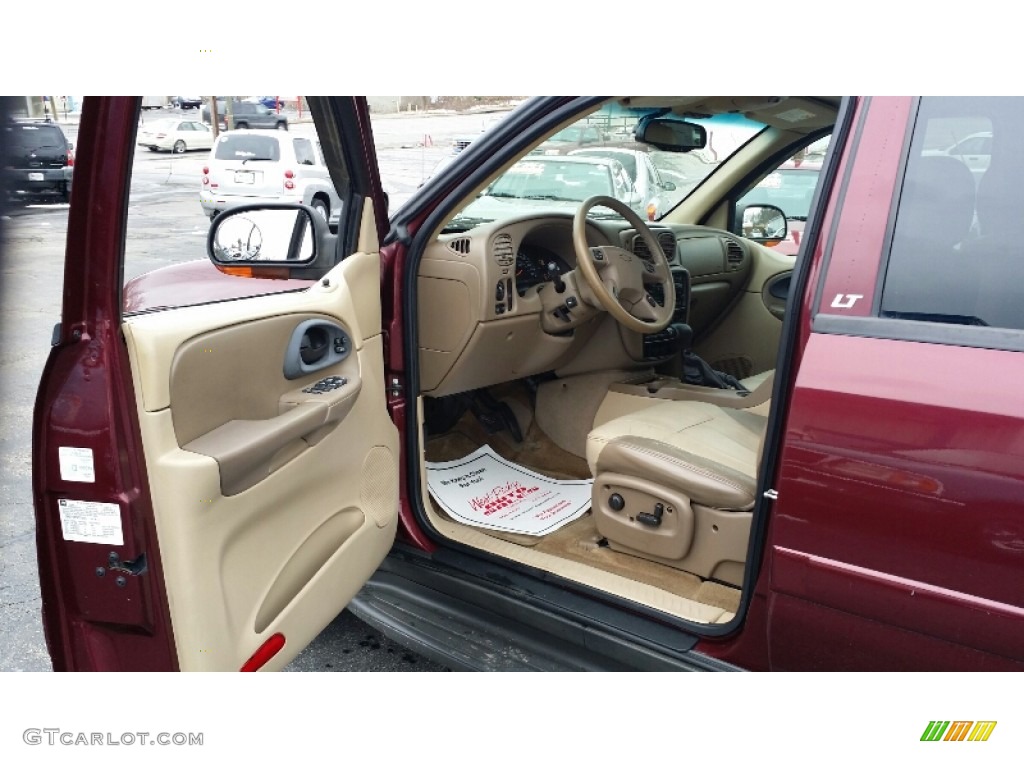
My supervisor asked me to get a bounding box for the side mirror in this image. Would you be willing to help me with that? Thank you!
[661,180,676,192]
[207,204,336,278]
[635,117,707,152]
[737,204,788,245]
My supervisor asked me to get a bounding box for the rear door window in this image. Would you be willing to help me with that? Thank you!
[879,97,1024,332]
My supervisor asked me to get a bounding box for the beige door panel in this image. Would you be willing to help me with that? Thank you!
[695,290,783,380]
[761,271,791,320]
[122,252,399,671]
[695,244,794,378]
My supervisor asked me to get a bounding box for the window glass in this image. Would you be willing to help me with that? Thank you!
[293,138,315,166]
[5,124,66,149]
[733,135,830,256]
[443,105,765,232]
[213,134,281,161]
[879,96,1024,331]
[122,97,338,315]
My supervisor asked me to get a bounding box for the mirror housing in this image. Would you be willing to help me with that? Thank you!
[634,117,707,152]
[737,203,788,245]
[207,204,337,279]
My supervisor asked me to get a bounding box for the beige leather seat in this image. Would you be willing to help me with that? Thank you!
[586,380,771,587]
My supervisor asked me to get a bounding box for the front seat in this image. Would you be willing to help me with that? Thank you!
[968,154,1024,329]
[586,380,771,587]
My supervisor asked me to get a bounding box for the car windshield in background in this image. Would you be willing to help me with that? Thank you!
[573,148,638,178]
[446,106,764,230]
[488,159,614,202]
[214,134,281,161]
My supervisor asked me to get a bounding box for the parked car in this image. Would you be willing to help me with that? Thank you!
[531,122,607,154]
[200,130,340,220]
[136,117,214,154]
[922,129,991,179]
[1,119,73,203]
[245,96,282,110]
[171,96,203,110]
[454,154,642,222]
[568,145,677,220]
[140,96,167,110]
[33,95,1024,673]
[202,99,288,131]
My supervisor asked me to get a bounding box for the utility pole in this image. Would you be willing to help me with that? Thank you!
[210,97,220,140]
[224,98,234,132]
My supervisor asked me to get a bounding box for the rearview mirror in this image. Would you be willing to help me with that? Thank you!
[635,117,707,152]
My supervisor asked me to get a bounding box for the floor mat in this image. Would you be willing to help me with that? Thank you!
[426,445,592,536]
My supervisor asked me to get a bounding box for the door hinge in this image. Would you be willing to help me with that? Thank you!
[763,488,779,501]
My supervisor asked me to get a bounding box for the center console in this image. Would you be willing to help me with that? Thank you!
[642,267,691,360]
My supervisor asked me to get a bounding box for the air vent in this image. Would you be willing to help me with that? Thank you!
[632,231,677,261]
[448,237,471,255]
[493,233,514,267]
[631,234,650,259]
[657,231,677,260]
[725,239,744,270]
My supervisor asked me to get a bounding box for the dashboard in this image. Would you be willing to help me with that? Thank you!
[417,212,756,397]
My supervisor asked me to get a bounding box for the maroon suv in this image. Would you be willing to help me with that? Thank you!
[32,96,1024,671]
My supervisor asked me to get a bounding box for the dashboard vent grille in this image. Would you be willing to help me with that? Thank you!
[632,231,677,261]
[448,237,471,255]
[631,235,650,259]
[493,233,514,266]
[725,239,744,270]
[657,231,677,260]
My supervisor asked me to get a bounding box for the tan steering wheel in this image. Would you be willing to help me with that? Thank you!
[572,195,676,334]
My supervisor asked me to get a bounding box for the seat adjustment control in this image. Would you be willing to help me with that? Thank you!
[637,503,664,527]
[609,493,625,511]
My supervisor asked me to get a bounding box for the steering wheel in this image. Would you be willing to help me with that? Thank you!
[572,195,676,334]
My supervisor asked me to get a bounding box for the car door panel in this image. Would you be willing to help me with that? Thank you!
[120,250,397,671]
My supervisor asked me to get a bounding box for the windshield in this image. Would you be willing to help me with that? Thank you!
[486,158,616,202]
[445,104,765,231]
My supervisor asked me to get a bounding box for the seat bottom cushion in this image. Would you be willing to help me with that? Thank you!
[587,399,766,510]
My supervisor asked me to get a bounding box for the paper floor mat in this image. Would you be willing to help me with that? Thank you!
[426,445,592,536]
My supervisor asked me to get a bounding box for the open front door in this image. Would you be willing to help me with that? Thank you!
[33,96,397,671]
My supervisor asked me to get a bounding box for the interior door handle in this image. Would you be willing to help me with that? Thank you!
[299,327,330,365]
[285,319,351,378]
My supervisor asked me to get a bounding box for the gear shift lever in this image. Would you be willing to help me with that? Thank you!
[671,322,749,393]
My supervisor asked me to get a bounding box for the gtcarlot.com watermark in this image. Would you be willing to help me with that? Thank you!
[23,729,203,747]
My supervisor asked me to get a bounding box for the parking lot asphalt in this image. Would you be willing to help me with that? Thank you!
[0,102,506,672]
